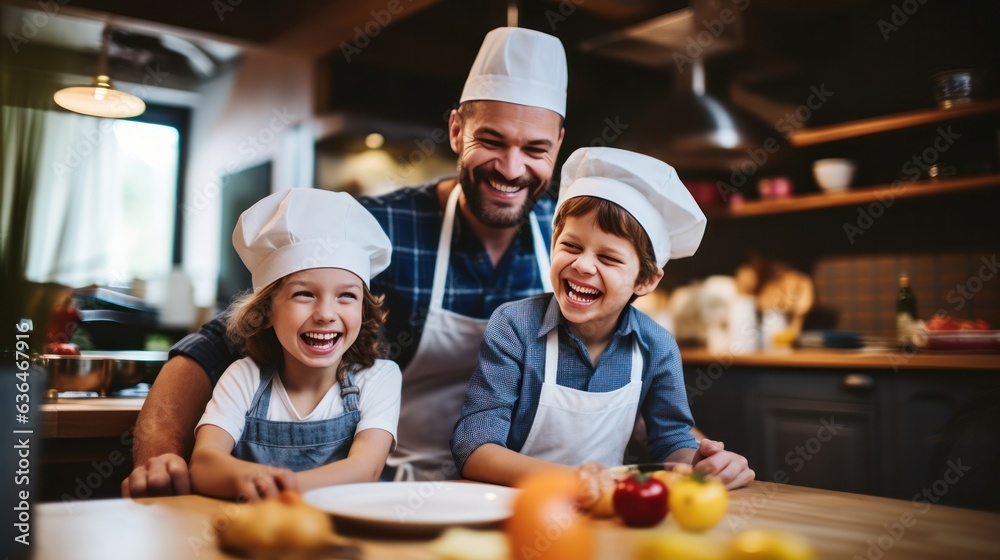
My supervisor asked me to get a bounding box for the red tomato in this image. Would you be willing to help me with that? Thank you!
[44,342,80,355]
[613,474,668,527]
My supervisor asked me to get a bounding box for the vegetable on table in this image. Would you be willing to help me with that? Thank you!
[613,474,669,528]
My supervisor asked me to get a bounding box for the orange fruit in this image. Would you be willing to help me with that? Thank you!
[507,469,595,560]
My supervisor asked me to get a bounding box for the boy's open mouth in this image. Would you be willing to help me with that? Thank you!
[301,332,341,350]
[566,280,602,303]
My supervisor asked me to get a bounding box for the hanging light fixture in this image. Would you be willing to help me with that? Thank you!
[53,24,145,119]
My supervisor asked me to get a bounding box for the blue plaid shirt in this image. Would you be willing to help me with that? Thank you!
[450,294,698,474]
[171,181,555,383]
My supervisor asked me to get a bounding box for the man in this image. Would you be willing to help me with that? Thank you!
[124,27,568,494]
[125,27,746,494]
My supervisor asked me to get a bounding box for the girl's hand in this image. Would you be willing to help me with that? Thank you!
[235,464,299,502]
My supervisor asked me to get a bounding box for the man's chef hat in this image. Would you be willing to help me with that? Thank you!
[557,147,707,267]
[460,27,568,118]
[233,189,391,292]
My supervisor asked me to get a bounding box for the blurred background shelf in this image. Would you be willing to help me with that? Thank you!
[790,99,1000,147]
[705,174,1000,219]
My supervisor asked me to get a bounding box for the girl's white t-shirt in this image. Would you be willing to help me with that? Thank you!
[196,357,402,449]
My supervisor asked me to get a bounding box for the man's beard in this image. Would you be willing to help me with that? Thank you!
[458,161,545,228]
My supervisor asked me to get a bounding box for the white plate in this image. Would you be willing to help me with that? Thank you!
[303,482,519,531]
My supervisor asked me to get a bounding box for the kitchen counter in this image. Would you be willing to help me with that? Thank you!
[33,482,1000,559]
[40,397,144,439]
[680,348,1000,370]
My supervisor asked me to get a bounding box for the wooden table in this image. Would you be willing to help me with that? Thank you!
[33,481,999,560]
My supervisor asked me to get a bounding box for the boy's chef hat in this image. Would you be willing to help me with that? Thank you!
[233,188,391,292]
[460,27,568,118]
[557,147,707,267]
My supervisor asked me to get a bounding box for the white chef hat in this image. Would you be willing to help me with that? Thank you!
[233,189,391,291]
[557,147,707,267]
[460,27,568,118]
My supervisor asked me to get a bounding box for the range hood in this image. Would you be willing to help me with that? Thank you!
[580,0,778,170]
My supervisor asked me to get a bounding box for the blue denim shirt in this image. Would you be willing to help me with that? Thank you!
[451,294,698,474]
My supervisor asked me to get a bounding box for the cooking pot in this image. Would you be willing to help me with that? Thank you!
[37,350,167,395]
[37,354,110,394]
[101,351,168,390]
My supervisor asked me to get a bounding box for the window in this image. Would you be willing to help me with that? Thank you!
[24,104,187,288]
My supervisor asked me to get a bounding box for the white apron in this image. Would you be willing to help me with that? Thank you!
[518,329,644,467]
[387,184,552,480]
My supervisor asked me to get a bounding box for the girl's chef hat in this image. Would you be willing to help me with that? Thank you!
[233,188,391,292]
[460,27,568,118]
[557,147,707,267]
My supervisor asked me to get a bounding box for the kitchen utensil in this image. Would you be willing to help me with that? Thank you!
[84,350,168,390]
[812,158,856,193]
[37,354,110,395]
[37,350,168,395]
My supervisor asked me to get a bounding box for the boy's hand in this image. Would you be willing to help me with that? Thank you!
[235,464,300,502]
[691,438,755,490]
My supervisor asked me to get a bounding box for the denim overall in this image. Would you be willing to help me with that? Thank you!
[232,368,361,471]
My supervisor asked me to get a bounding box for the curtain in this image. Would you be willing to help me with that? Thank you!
[0,64,56,339]
[24,112,126,286]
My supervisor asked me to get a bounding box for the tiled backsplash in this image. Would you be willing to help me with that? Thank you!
[812,252,1000,337]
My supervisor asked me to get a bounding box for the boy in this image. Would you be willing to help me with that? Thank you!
[451,147,754,488]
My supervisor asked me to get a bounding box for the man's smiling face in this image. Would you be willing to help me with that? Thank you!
[450,100,564,228]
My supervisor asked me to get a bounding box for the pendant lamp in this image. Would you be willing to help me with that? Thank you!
[53,25,145,119]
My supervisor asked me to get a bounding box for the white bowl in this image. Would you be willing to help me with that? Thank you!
[813,158,856,192]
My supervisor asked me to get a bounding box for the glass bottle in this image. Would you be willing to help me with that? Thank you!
[896,273,918,346]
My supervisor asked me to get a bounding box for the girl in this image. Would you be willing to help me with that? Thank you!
[190,188,401,501]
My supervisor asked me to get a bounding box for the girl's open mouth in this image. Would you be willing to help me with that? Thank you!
[301,332,341,351]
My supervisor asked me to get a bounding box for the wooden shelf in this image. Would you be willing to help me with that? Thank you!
[681,348,1000,371]
[790,99,1000,146]
[706,174,1000,219]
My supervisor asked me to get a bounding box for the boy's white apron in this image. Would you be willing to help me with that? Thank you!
[519,329,643,467]
[387,185,552,480]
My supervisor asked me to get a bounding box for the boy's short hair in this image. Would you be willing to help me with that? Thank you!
[552,196,659,286]
[225,278,388,382]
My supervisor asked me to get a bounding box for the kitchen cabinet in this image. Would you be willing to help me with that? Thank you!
[749,370,881,495]
[39,399,141,502]
[683,361,1000,510]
